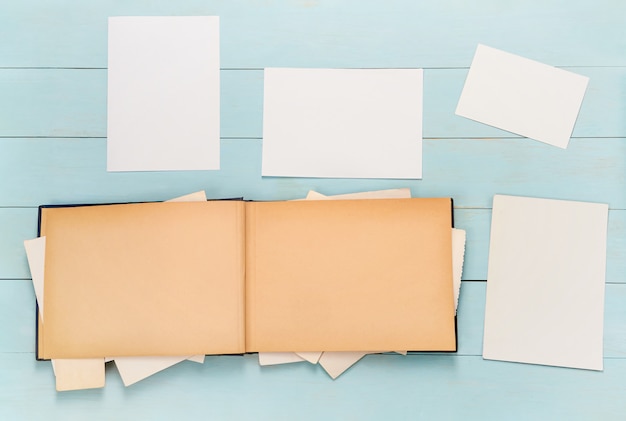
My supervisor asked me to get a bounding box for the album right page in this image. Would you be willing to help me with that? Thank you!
[245,198,456,353]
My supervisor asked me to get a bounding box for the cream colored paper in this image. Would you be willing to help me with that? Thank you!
[24,237,46,316]
[115,356,203,387]
[295,352,323,364]
[187,355,205,364]
[319,352,369,379]
[305,188,411,200]
[483,195,607,370]
[115,356,194,386]
[452,228,466,314]
[258,351,320,366]
[54,358,105,392]
[456,44,589,149]
[167,191,208,203]
[258,352,305,366]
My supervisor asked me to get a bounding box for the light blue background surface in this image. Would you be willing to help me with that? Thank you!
[1,1,625,419]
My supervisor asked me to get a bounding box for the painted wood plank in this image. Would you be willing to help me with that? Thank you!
[1,352,625,420]
[0,208,38,279]
[0,69,262,139]
[3,280,625,358]
[0,281,34,353]
[1,0,623,417]
[1,138,624,209]
[0,67,623,139]
[605,284,626,358]
[4,207,623,282]
[1,1,625,68]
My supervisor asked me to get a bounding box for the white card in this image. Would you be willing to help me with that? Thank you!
[186,354,205,364]
[54,358,105,392]
[483,195,608,370]
[305,188,412,200]
[107,16,220,171]
[167,191,208,203]
[452,228,466,314]
[258,352,305,366]
[24,237,46,316]
[262,68,423,179]
[111,353,202,386]
[318,352,370,379]
[114,356,193,387]
[456,44,589,149]
[295,352,323,364]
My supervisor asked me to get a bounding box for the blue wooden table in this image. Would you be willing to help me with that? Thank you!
[1,1,625,419]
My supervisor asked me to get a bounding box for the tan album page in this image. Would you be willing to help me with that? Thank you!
[40,201,245,358]
[245,198,456,352]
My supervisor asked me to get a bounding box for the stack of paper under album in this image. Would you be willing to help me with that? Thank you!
[25,189,466,391]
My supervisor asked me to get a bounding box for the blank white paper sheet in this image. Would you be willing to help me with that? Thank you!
[262,68,423,179]
[107,16,220,171]
[483,195,608,370]
[456,44,589,149]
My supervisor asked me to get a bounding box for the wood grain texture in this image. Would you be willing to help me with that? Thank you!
[1,138,624,209]
[1,0,625,68]
[1,353,625,420]
[0,281,35,353]
[0,208,38,279]
[1,0,624,417]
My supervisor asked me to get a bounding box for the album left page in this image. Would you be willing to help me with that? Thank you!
[38,201,246,359]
